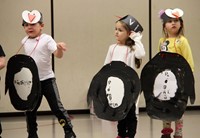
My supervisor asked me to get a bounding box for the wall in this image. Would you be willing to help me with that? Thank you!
[0,0,199,112]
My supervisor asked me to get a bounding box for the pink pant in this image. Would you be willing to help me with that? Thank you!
[163,117,183,136]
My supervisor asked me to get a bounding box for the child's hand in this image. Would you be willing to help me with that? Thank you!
[129,31,142,41]
[54,42,67,58]
[57,42,67,51]
[129,31,136,39]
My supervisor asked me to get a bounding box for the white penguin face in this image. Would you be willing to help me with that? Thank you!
[105,76,124,108]
[153,69,178,100]
[14,67,33,100]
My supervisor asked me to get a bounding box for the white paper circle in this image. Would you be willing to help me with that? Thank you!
[14,68,33,100]
[105,76,124,108]
[165,8,184,18]
[153,69,178,101]
[22,10,41,24]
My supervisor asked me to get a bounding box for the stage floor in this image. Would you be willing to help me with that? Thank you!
[1,110,199,138]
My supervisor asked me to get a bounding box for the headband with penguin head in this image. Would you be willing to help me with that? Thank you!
[22,10,43,26]
[159,8,184,23]
[118,15,143,33]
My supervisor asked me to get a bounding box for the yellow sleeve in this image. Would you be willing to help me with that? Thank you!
[157,38,163,52]
[179,37,194,72]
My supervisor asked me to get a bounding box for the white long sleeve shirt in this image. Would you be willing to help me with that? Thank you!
[104,36,145,69]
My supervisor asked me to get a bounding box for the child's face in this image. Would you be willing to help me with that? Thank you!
[23,22,44,38]
[115,21,130,45]
[164,19,181,37]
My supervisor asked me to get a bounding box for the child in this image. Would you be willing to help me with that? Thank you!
[104,15,145,138]
[21,10,76,138]
[0,45,6,70]
[158,8,194,138]
[0,45,6,138]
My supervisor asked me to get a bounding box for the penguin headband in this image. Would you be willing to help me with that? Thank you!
[22,10,43,26]
[159,8,184,22]
[118,15,143,33]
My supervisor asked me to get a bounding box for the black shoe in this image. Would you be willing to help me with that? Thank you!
[65,130,76,138]
[28,133,38,138]
[161,134,171,138]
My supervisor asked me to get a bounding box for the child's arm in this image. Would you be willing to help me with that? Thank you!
[0,45,6,69]
[129,32,145,59]
[104,45,113,65]
[0,56,6,70]
[53,42,67,58]
[180,38,194,72]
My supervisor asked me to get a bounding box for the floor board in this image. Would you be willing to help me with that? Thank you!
[1,111,199,138]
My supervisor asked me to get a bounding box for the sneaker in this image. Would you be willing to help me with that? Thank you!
[161,134,171,138]
[174,136,182,138]
[65,130,76,138]
[161,128,173,135]
[28,133,38,138]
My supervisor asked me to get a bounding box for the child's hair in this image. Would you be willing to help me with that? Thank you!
[162,17,184,38]
[118,21,142,68]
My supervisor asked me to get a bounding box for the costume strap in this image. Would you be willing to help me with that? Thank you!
[16,35,41,56]
[110,44,129,64]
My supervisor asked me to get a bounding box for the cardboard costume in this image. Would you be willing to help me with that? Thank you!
[22,10,43,26]
[118,15,143,33]
[0,45,5,57]
[160,8,184,23]
[88,15,143,121]
[87,61,141,121]
[5,54,41,111]
[141,52,195,121]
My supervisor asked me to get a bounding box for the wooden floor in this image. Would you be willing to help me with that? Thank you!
[0,110,199,138]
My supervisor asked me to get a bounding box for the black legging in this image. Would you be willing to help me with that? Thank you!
[117,104,137,138]
[26,78,73,134]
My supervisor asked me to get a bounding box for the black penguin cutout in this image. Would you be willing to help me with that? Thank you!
[141,52,195,121]
[87,61,141,121]
[5,54,41,111]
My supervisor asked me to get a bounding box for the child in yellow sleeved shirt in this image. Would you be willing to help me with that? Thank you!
[158,8,194,138]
